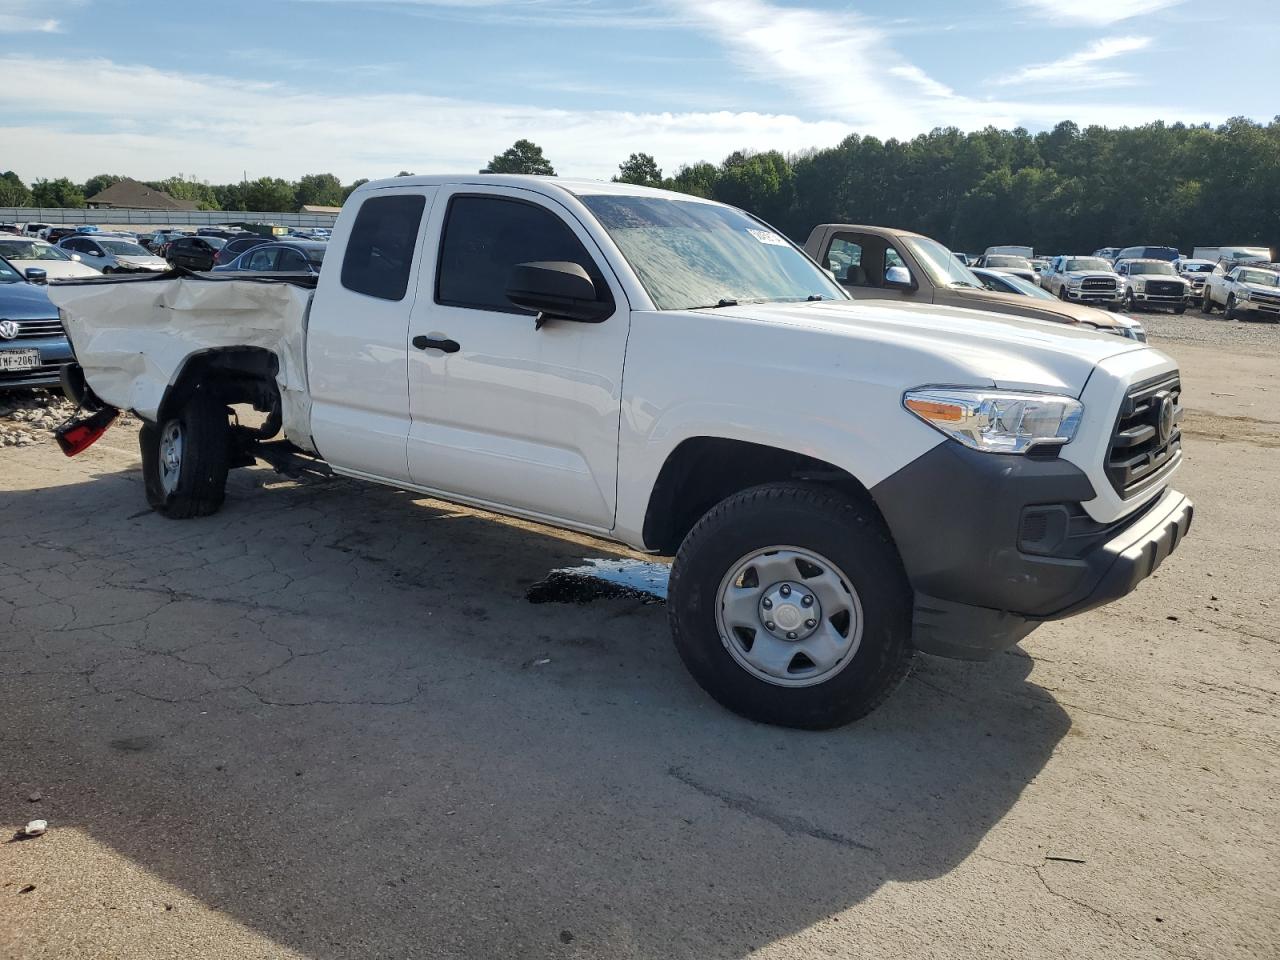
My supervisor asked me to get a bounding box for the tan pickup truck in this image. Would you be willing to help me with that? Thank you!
[804,223,1140,338]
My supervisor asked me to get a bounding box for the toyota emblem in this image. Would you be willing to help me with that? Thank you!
[0,320,19,340]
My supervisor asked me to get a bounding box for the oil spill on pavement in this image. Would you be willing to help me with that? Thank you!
[526,558,668,604]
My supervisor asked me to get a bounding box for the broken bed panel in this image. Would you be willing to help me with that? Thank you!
[47,275,316,448]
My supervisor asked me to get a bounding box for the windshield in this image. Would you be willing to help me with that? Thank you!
[1239,270,1280,286]
[1065,258,1113,272]
[579,195,844,310]
[0,257,21,282]
[0,239,71,261]
[99,239,150,256]
[903,236,984,288]
[1130,262,1175,275]
[995,272,1057,299]
[986,255,1030,268]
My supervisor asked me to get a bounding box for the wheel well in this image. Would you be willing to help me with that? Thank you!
[158,347,280,425]
[641,437,878,555]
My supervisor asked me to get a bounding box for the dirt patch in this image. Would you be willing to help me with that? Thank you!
[1182,409,1280,448]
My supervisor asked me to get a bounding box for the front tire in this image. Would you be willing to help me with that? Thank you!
[668,483,913,729]
[140,387,231,519]
[1058,287,1069,301]
[1125,290,1140,312]
[1202,290,1214,314]
[1225,294,1239,321]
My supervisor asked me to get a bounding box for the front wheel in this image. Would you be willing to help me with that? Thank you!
[668,483,913,729]
[1058,287,1069,301]
[1175,304,1186,315]
[139,387,231,519]
[1202,290,1214,313]
[1125,290,1139,312]
[1225,294,1239,321]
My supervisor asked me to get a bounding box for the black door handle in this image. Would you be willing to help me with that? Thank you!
[412,335,460,353]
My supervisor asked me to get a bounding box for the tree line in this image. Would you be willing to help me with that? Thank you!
[3,119,1277,253]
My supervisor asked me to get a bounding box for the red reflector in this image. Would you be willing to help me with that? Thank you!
[55,408,118,456]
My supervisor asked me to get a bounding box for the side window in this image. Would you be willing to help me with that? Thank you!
[246,248,277,271]
[885,246,904,270]
[436,195,606,314]
[341,193,427,301]
[827,237,864,283]
[276,248,307,271]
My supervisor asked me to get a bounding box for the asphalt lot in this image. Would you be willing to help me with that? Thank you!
[2,316,1278,959]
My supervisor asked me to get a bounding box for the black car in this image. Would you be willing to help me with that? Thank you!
[211,234,271,267]
[0,256,71,390]
[166,235,227,271]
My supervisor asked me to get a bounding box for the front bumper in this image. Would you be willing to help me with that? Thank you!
[1132,290,1190,308]
[0,334,73,389]
[1065,287,1122,304]
[871,442,1193,660]
[1238,298,1280,319]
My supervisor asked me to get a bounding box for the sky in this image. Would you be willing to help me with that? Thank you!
[1,0,1276,185]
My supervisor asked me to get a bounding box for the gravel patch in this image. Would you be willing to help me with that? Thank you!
[1140,306,1280,349]
[0,388,138,448]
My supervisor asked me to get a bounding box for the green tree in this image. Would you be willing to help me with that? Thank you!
[666,162,719,199]
[613,152,663,188]
[31,177,85,208]
[82,173,124,200]
[154,177,221,210]
[295,173,344,208]
[713,150,795,229]
[242,177,297,212]
[0,171,32,207]
[482,139,555,176]
[343,178,370,200]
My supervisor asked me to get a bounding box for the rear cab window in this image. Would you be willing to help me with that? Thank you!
[341,193,428,301]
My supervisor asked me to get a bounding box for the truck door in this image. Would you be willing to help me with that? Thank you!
[308,186,437,482]
[821,232,914,302]
[405,187,631,532]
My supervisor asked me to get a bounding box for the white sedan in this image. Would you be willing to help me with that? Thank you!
[58,235,169,274]
[0,236,101,280]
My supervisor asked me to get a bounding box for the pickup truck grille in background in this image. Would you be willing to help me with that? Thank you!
[2,318,65,340]
[1252,291,1280,307]
[1145,280,1184,298]
[1082,277,1117,291]
[1106,374,1182,497]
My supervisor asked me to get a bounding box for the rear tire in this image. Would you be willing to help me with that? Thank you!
[140,386,231,519]
[668,483,913,729]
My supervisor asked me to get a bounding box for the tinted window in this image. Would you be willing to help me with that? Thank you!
[437,195,603,314]
[246,248,277,270]
[341,193,426,301]
[276,248,307,271]
[827,237,864,282]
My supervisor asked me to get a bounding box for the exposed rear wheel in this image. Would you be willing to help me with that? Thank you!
[668,483,913,729]
[140,387,231,518]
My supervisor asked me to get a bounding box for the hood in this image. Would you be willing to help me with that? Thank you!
[0,280,58,318]
[1130,274,1188,285]
[117,255,169,268]
[705,298,1145,395]
[1241,282,1280,295]
[1063,270,1117,282]
[9,259,101,279]
[948,285,1125,329]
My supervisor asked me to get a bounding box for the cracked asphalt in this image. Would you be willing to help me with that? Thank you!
[2,333,1279,959]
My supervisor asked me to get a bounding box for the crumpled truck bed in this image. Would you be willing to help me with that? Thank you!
[47,274,315,448]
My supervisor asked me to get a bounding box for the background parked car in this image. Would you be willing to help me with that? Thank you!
[1114,245,1181,263]
[1174,258,1218,295]
[1114,258,1191,312]
[141,229,180,252]
[1202,265,1280,321]
[41,226,77,245]
[213,240,327,274]
[59,235,169,274]
[1192,245,1271,266]
[0,237,102,280]
[166,235,227,271]
[1039,255,1123,308]
[1092,246,1121,260]
[0,255,71,389]
[211,235,272,267]
[971,253,1037,283]
[22,222,51,238]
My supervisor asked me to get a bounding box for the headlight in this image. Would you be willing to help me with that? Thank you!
[1238,289,1251,301]
[903,389,1083,454]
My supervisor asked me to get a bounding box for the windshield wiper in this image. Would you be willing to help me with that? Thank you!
[806,294,825,301]
[688,298,740,309]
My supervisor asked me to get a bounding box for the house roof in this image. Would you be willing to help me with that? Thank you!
[84,179,200,211]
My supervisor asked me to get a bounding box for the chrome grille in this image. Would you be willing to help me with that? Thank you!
[1082,277,1117,291]
[1106,374,1182,497]
[0,318,64,340]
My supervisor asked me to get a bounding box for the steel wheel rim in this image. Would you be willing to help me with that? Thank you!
[159,421,183,495]
[715,546,864,688]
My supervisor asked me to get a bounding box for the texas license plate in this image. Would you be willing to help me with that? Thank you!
[0,348,41,372]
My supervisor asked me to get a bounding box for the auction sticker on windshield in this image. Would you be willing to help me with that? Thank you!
[746,228,788,246]
[0,348,41,371]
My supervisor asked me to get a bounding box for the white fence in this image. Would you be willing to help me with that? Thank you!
[0,207,339,228]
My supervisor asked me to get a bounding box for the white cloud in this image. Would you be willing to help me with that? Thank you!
[0,0,64,32]
[0,55,851,183]
[1011,0,1184,26]
[993,36,1153,88]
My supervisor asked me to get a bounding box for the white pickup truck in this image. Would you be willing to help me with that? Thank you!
[49,175,1193,729]
[1201,264,1280,320]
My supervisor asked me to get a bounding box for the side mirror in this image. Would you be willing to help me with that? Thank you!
[506,261,612,325]
[24,268,47,284]
[70,253,82,262]
[884,264,914,289]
